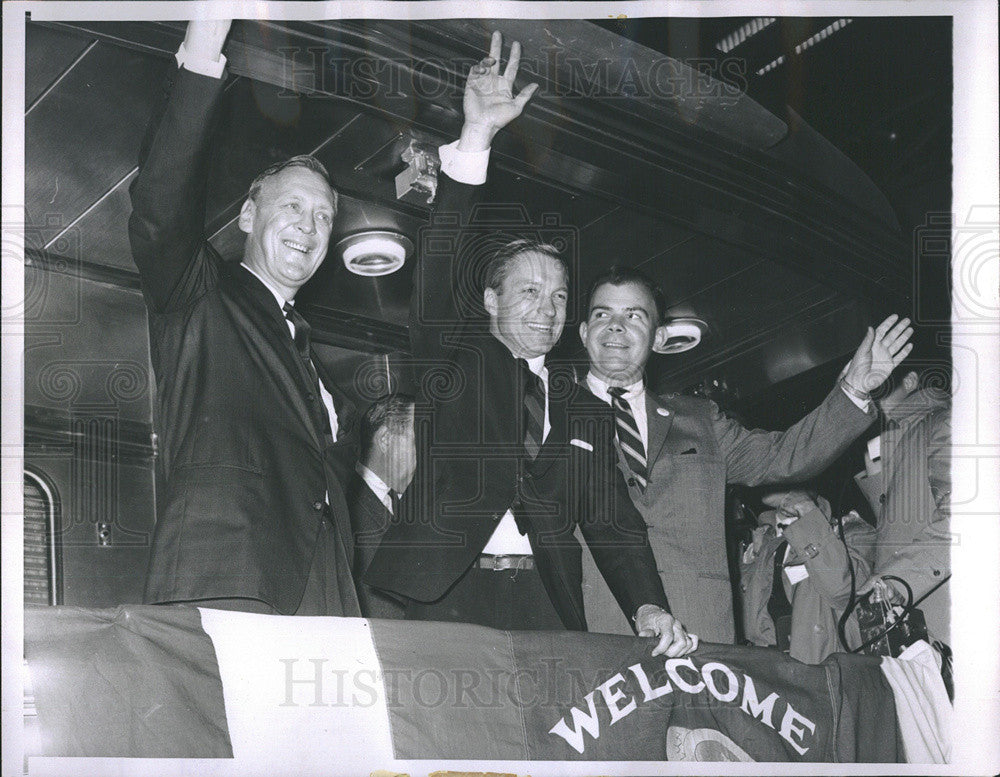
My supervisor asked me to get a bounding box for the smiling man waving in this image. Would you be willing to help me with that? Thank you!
[365,34,695,656]
[130,20,360,616]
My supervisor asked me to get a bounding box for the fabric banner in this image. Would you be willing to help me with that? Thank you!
[370,619,900,762]
[24,604,902,774]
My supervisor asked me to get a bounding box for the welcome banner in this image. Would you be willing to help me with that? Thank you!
[24,605,900,775]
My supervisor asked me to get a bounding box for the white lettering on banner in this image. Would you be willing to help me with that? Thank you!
[779,702,817,755]
[740,675,780,728]
[665,657,705,694]
[627,662,673,701]
[702,662,740,703]
[548,691,602,754]
[549,659,818,757]
[596,673,637,724]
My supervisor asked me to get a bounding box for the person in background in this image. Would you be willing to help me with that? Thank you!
[854,367,951,650]
[349,394,416,619]
[739,489,876,663]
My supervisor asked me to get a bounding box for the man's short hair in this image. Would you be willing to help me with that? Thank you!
[585,265,668,325]
[247,155,338,212]
[360,393,415,459]
[484,238,567,292]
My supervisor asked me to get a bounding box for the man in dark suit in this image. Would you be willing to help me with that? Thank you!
[365,34,695,655]
[129,20,359,615]
[576,266,913,642]
[349,394,416,619]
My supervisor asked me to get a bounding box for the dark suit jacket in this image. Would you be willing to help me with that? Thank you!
[129,66,359,615]
[347,471,406,619]
[364,175,669,630]
[581,386,875,641]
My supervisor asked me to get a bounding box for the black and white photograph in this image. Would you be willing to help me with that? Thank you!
[2,1,998,775]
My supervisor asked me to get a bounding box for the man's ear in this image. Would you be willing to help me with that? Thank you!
[902,370,920,395]
[483,287,498,316]
[579,320,590,346]
[375,425,391,456]
[238,199,255,234]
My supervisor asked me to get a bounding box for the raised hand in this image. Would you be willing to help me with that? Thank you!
[182,19,233,62]
[842,314,914,395]
[459,30,539,151]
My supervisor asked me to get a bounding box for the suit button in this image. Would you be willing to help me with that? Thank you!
[313,501,324,511]
[628,477,636,487]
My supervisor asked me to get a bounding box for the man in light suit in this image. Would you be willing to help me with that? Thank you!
[577,266,913,641]
[854,367,951,647]
[366,35,695,655]
[130,20,359,615]
[349,394,416,620]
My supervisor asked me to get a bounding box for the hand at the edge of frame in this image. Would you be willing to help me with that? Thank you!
[635,604,699,657]
[183,19,233,63]
[458,30,539,152]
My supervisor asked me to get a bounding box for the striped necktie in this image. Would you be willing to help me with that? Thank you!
[520,360,545,460]
[609,386,647,490]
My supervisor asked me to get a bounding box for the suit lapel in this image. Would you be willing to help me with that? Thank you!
[231,265,322,451]
[645,389,673,466]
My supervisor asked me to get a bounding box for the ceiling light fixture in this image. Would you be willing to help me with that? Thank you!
[652,318,709,354]
[716,17,777,53]
[336,231,413,276]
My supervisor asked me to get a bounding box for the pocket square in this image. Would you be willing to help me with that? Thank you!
[569,438,594,452]
[680,447,697,455]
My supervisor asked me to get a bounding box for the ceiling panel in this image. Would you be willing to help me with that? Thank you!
[25,23,96,109]
[25,41,170,229]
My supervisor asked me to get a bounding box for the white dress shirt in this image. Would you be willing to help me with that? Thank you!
[356,463,393,514]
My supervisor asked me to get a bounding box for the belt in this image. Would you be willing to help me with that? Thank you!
[476,553,535,571]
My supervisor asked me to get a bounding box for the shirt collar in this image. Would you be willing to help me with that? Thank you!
[240,262,290,310]
[586,371,644,404]
[355,463,391,504]
[525,354,548,379]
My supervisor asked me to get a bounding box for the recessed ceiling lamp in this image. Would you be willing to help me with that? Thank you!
[652,318,709,354]
[336,231,413,276]
[716,17,777,53]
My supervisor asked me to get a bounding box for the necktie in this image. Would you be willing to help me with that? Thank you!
[283,302,333,438]
[521,360,545,460]
[609,386,647,490]
[767,539,793,651]
[387,488,401,515]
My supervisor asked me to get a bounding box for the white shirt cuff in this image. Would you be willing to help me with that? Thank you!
[841,384,871,413]
[175,41,227,79]
[438,140,490,185]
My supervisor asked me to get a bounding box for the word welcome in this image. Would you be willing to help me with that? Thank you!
[549,658,817,756]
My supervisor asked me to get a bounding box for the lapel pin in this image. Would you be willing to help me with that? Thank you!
[657,407,670,416]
